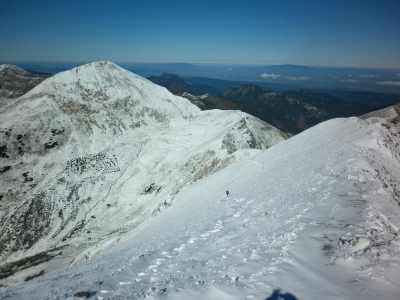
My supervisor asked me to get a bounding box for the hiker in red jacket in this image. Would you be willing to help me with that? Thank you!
[226,190,230,197]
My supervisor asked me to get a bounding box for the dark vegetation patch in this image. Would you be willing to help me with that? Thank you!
[2,128,11,136]
[65,152,120,176]
[74,291,90,298]
[0,248,63,280]
[0,191,52,255]
[0,145,9,158]
[51,128,65,136]
[322,243,335,256]
[0,165,11,173]
[44,141,58,149]
[17,146,24,155]
[24,269,45,281]
[22,172,34,182]
[0,73,49,99]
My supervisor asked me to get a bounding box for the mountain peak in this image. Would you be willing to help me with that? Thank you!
[0,64,32,77]
[7,61,200,137]
[71,60,115,70]
[160,72,178,78]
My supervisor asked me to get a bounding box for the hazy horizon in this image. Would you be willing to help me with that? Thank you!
[2,60,400,72]
[1,0,400,69]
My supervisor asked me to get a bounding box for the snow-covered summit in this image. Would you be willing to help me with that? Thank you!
[22,61,199,132]
[0,62,288,290]
[0,64,32,77]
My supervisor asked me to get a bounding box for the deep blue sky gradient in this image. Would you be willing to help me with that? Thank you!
[1,0,400,68]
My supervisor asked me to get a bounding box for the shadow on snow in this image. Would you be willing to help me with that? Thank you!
[264,289,299,300]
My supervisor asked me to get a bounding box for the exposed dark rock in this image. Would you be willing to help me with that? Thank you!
[24,270,45,281]
[44,141,58,149]
[22,172,33,183]
[74,291,90,298]
[0,166,11,173]
[0,145,9,158]
[51,128,65,136]
[142,183,157,194]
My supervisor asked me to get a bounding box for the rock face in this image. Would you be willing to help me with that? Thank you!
[221,115,287,154]
[0,61,288,287]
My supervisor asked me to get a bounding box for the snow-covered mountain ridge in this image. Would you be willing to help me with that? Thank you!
[0,64,50,102]
[2,115,400,300]
[360,102,400,125]
[0,64,32,77]
[0,62,288,289]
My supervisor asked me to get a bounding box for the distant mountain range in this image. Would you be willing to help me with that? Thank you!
[6,61,399,94]
[148,73,400,134]
[147,73,219,95]
[1,63,399,135]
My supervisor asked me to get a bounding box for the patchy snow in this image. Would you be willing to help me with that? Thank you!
[0,64,32,77]
[198,94,210,99]
[2,116,400,299]
[0,65,49,99]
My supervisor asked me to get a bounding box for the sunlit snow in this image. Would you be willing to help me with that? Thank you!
[2,116,400,299]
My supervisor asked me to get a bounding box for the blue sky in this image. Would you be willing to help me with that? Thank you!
[1,0,400,68]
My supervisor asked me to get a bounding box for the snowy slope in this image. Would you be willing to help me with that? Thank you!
[0,62,288,289]
[2,116,399,300]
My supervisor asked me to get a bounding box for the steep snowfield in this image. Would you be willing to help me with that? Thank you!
[0,62,288,288]
[2,116,399,299]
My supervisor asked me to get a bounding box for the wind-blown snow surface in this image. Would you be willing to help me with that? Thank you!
[2,117,400,299]
[0,62,288,289]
